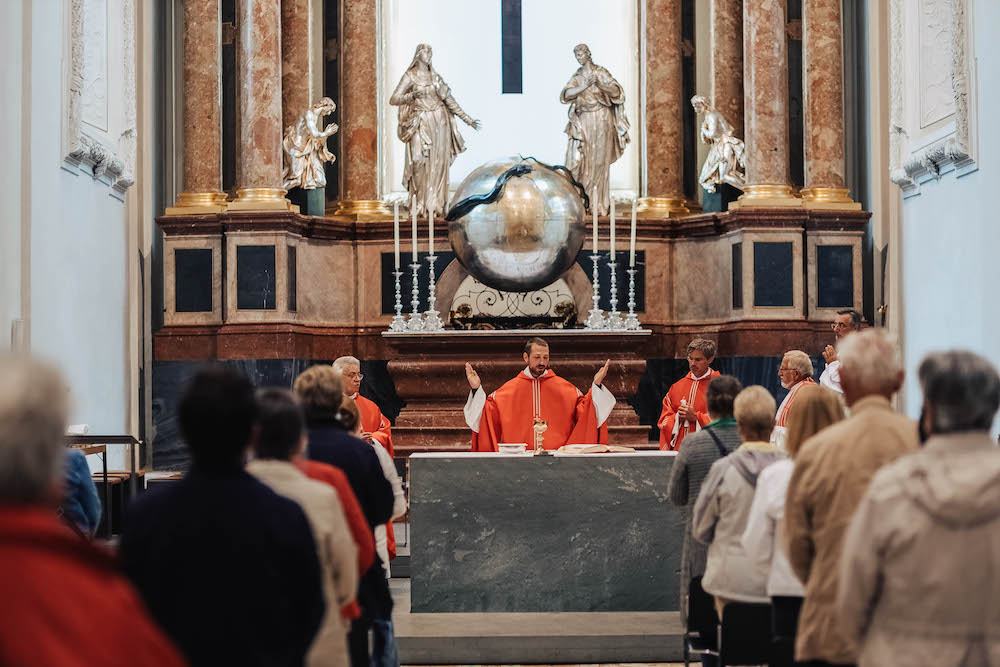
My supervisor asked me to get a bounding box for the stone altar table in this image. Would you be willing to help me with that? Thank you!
[409,451,683,613]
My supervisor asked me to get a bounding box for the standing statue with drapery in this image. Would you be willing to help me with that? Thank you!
[390,44,482,218]
[691,95,746,193]
[560,44,630,216]
[282,97,338,190]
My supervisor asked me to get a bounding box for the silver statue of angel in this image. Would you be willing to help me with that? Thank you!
[691,95,746,193]
[282,97,338,190]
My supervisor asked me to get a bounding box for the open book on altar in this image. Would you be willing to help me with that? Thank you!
[556,444,636,454]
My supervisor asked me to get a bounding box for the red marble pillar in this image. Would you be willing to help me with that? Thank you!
[740,0,799,204]
[642,0,689,216]
[168,0,227,213]
[281,0,314,137]
[801,0,858,207]
[712,0,744,138]
[335,0,386,216]
[231,0,292,209]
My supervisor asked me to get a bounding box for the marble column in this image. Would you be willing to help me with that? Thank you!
[281,0,314,137]
[641,0,689,216]
[801,0,859,208]
[167,0,227,214]
[739,0,799,204]
[335,0,387,217]
[230,0,293,210]
[712,0,743,138]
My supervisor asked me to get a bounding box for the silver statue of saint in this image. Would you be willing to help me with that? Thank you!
[560,44,630,216]
[282,97,338,190]
[691,95,746,193]
[390,44,481,218]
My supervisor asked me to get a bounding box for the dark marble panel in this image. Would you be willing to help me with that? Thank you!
[817,245,853,308]
[788,0,804,188]
[152,358,405,471]
[175,248,213,313]
[288,245,298,312]
[501,0,522,94]
[236,245,276,310]
[753,242,794,307]
[380,251,457,315]
[732,242,743,309]
[409,453,683,612]
[574,250,646,312]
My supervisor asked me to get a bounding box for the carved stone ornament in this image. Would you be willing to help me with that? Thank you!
[889,0,978,194]
[64,0,137,194]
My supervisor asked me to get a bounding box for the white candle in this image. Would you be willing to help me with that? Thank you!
[610,196,616,259]
[629,198,637,268]
[428,190,434,256]
[592,188,598,254]
[411,195,418,263]
[393,201,400,270]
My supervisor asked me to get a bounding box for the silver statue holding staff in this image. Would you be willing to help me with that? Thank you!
[282,97,338,190]
[691,95,746,193]
[390,44,481,219]
[560,44,630,217]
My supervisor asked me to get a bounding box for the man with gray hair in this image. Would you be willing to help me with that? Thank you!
[0,355,184,665]
[771,350,816,450]
[783,330,918,666]
[839,350,1000,666]
[333,356,393,453]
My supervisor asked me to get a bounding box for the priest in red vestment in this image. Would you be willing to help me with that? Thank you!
[771,349,816,449]
[464,337,617,452]
[658,338,721,450]
[334,356,400,560]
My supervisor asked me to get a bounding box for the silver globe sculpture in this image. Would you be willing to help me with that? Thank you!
[447,157,587,292]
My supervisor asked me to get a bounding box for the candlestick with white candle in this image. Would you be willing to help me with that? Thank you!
[629,198,637,268]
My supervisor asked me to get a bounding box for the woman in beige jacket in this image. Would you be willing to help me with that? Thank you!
[839,350,1000,667]
[249,388,359,667]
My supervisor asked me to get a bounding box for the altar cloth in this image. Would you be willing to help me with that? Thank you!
[409,451,683,613]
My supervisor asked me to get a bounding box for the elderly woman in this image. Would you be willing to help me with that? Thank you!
[839,350,1000,667]
[742,385,844,667]
[692,386,785,618]
[667,374,743,641]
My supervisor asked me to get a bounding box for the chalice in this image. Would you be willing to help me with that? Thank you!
[532,418,549,455]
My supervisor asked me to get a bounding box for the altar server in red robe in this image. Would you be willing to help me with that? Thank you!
[464,337,616,452]
[333,356,400,560]
[771,350,816,449]
[658,338,721,451]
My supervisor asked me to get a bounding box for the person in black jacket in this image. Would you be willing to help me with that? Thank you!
[293,365,396,667]
[120,367,326,667]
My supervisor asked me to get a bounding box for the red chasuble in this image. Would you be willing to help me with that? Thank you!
[471,370,608,452]
[353,393,399,561]
[657,369,720,451]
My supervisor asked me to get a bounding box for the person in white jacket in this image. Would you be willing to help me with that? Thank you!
[741,384,844,667]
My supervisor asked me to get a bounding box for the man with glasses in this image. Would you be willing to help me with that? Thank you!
[657,338,721,451]
[819,310,863,394]
[772,350,816,449]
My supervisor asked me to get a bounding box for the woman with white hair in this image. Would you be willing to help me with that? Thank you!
[692,386,785,617]
[839,350,1000,667]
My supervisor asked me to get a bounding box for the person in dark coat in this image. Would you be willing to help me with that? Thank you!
[120,367,326,667]
[293,365,396,667]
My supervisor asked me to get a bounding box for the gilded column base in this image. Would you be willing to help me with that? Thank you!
[636,196,692,218]
[228,188,299,212]
[729,184,803,209]
[165,191,229,215]
[800,187,862,210]
[331,199,392,221]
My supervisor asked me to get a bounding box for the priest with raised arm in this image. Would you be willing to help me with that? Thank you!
[464,337,617,452]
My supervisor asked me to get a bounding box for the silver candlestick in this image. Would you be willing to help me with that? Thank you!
[584,253,606,329]
[606,257,624,330]
[624,267,641,330]
[406,261,423,331]
[389,270,407,331]
[422,253,444,331]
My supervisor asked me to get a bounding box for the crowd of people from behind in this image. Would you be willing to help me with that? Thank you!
[0,354,406,667]
[668,325,1000,667]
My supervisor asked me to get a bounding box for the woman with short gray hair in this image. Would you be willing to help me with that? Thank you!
[839,350,1000,667]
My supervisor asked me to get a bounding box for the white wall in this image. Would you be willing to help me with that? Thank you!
[899,0,1000,421]
[0,0,24,352]
[380,0,641,200]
